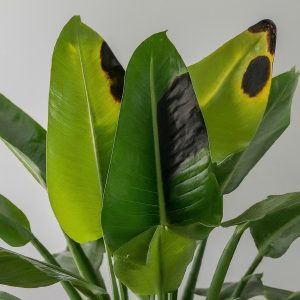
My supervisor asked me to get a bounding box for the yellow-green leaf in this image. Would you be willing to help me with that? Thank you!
[47,16,124,243]
[188,19,276,162]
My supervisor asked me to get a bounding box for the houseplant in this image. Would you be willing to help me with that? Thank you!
[0,16,299,299]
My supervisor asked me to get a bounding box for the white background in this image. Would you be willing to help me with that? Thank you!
[0,0,300,299]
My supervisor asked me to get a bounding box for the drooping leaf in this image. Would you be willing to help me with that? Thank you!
[223,192,300,258]
[215,69,299,194]
[54,239,105,275]
[0,247,106,297]
[102,32,222,295]
[0,194,33,247]
[188,19,276,163]
[47,16,124,243]
[0,292,21,300]
[195,274,295,300]
[0,94,46,187]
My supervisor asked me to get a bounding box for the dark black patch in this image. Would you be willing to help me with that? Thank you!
[242,56,271,97]
[157,73,208,181]
[100,42,125,102]
[248,19,276,54]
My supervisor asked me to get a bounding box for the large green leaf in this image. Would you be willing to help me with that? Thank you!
[195,274,295,300]
[0,94,46,187]
[47,16,124,242]
[0,292,21,300]
[102,32,222,295]
[0,194,33,247]
[215,69,299,194]
[188,20,276,163]
[0,247,106,297]
[223,192,300,258]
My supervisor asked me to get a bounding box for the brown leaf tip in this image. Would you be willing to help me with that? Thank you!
[100,42,125,102]
[248,19,276,54]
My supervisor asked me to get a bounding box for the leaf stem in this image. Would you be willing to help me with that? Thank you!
[104,240,120,300]
[231,253,263,298]
[118,280,128,300]
[182,238,208,300]
[65,234,107,300]
[168,290,178,300]
[206,224,248,300]
[31,236,83,300]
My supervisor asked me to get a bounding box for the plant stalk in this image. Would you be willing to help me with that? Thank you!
[168,290,177,300]
[231,253,263,298]
[118,280,128,300]
[182,238,208,300]
[206,224,248,300]
[104,240,120,300]
[31,237,83,300]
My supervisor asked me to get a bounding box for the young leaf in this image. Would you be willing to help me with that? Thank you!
[102,32,222,295]
[0,292,21,300]
[0,94,46,187]
[47,16,124,243]
[215,69,299,194]
[0,194,33,247]
[195,274,295,300]
[223,192,300,258]
[0,247,106,297]
[188,20,276,163]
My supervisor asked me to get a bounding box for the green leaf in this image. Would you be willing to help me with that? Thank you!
[0,247,106,297]
[215,69,299,194]
[102,32,222,294]
[114,226,195,295]
[195,274,295,300]
[0,94,46,187]
[0,292,21,300]
[223,192,300,258]
[47,16,124,243]
[195,274,264,299]
[0,194,33,247]
[188,20,276,163]
[54,239,105,275]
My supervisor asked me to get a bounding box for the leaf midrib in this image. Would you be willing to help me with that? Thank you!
[149,55,167,226]
[76,27,103,195]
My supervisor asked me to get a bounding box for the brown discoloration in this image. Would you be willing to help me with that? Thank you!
[248,19,276,54]
[242,55,271,97]
[100,42,125,102]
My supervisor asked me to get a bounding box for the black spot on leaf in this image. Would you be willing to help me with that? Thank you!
[100,42,125,102]
[157,73,208,180]
[242,56,271,97]
[248,19,276,54]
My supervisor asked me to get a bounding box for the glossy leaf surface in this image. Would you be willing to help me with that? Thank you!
[223,192,300,258]
[0,94,46,187]
[215,69,299,193]
[195,274,295,300]
[47,16,124,242]
[0,194,33,247]
[102,32,222,295]
[188,20,276,163]
[0,247,106,297]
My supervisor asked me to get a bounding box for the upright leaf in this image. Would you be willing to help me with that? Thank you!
[0,194,33,247]
[102,32,222,295]
[223,192,300,258]
[0,247,106,297]
[215,69,299,193]
[47,16,124,242]
[188,20,276,163]
[0,94,46,187]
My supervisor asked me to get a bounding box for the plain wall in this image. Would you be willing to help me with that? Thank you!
[0,0,299,299]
